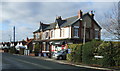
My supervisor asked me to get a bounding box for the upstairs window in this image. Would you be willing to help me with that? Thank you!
[46,32,49,39]
[95,29,99,39]
[51,31,54,38]
[61,29,64,37]
[36,33,39,39]
[73,26,79,37]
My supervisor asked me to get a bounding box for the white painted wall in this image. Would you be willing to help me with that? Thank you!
[50,27,71,39]
[40,26,71,40]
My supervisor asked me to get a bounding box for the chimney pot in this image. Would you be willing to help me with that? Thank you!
[78,10,83,18]
[91,10,94,18]
[56,16,62,20]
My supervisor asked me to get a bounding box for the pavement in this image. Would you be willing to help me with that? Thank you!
[17,53,119,71]
[32,56,118,71]
[2,52,111,71]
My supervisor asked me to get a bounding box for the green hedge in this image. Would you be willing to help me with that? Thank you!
[34,43,41,56]
[19,48,25,55]
[97,41,120,67]
[82,40,102,64]
[9,46,17,54]
[66,40,120,67]
[67,44,82,63]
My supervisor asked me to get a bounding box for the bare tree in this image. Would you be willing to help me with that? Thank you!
[101,2,120,40]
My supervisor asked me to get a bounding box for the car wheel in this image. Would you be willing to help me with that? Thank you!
[59,56,62,60]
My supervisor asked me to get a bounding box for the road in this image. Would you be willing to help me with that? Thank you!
[1,52,107,71]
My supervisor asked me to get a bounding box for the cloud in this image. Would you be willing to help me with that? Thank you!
[1,0,119,2]
[1,2,117,42]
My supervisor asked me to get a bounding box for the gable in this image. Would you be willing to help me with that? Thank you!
[82,14,101,29]
[82,15,92,28]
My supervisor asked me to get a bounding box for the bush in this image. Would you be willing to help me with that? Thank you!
[9,46,17,54]
[113,42,120,66]
[82,40,102,64]
[67,40,120,67]
[19,48,25,55]
[97,41,120,67]
[67,44,82,63]
[34,43,40,56]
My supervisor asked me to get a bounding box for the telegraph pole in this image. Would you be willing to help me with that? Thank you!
[83,22,86,44]
[13,26,15,47]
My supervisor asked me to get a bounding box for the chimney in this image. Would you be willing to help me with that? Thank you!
[56,16,62,20]
[26,37,29,41]
[91,10,94,18]
[78,10,83,18]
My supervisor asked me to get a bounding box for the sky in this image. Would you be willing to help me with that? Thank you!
[0,0,119,42]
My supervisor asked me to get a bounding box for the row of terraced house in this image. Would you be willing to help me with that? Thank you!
[32,10,102,56]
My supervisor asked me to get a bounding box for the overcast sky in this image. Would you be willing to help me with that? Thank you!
[0,0,119,42]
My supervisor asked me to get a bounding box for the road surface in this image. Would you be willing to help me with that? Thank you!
[1,52,107,71]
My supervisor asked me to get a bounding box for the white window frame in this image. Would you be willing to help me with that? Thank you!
[45,32,49,39]
[36,33,39,39]
[95,29,99,39]
[73,26,79,38]
[61,28,64,37]
[51,30,54,38]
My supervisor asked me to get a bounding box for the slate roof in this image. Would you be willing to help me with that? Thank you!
[33,23,50,33]
[33,13,101,33]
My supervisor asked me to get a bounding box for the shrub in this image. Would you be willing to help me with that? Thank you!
[97,41,120,67]
[9,46,17,54]
[34,43,40,56]
[82,40,102,64]
[67,44,82,63]
[112,42,120,66]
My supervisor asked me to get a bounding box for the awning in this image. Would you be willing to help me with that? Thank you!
[51,41,66,45]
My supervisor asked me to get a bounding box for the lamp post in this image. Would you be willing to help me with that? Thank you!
[83,22,86,44]
[81,22,86,62]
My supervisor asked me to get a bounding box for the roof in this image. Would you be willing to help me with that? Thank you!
[33,13,101,33]
[26,39,33,45]
[33,23,50,33]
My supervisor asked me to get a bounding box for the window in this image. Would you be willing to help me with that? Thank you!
[46,32,49,39]
[51,31,53,38]
[74,28,79,37]
[60,29,62,37]
[61,29,64,37]
[34,34,36,39]
[95,30,99,39]
[36,33,39,39]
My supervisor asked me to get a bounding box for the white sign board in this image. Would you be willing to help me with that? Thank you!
[94,56,103,58]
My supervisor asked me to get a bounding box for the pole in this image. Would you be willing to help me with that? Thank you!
[83,22,86,44]
[13,26,15,46]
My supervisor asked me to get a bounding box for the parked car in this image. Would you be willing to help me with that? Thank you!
[52,49,68,60]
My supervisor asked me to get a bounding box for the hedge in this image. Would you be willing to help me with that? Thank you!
[66,40,120,67]
[67,44,82,63]
[97,41,120,67]
[34,43,40,56]
[82,40,102,64]
[9,46,17,54]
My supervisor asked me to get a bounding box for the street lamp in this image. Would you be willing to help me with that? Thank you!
[81,22,86,62]
[83,22,86,44]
